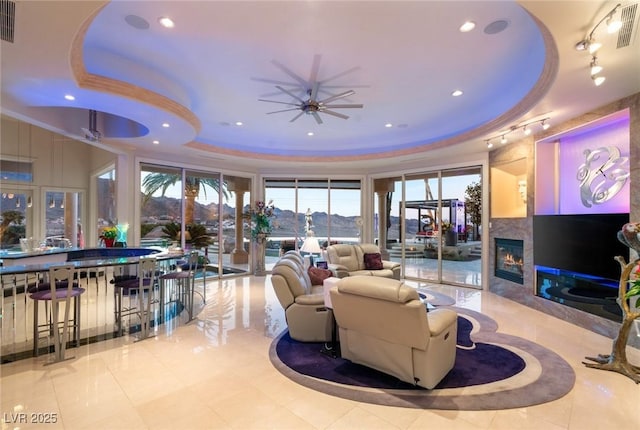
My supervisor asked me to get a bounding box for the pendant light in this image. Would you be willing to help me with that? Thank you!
[16,126,21,208]
[48,135,55,208]
[59,139,64,209]
[26,124,32,207]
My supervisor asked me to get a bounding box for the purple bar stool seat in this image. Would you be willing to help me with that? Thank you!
[30,265,85,363]
[113,257,158,339]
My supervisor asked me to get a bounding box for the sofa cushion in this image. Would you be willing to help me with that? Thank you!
[363,252,383,270]
[308,266,333,285]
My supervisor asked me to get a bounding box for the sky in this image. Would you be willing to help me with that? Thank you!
[142,173,480,218]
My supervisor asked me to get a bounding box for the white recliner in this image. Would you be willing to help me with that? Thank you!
[271,252,333,342]
[330,276,457,389]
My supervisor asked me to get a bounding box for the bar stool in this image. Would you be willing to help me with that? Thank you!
[159,251,200,322]
[29,264,85,364]
[113,257,159,340]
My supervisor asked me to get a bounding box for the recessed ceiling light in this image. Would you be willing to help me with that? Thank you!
[307,132,314,136]
[235,121,243,126]
[153,140,159,145]
[158,17,175,28]
[459,21,476,32]
[385,123,393,128]
[451,89,463,97]
[162,122,170,128]
[64,94,75,101]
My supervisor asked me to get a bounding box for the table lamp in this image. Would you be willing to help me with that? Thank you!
[301,231,322,267]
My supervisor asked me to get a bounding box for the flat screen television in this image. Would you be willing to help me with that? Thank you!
[533,214,629,281]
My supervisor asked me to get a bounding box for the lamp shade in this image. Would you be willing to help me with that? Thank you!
[300,235,322,254]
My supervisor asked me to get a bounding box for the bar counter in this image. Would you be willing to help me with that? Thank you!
[1,247,186,362]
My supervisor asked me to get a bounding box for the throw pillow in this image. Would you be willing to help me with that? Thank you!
[308,266,333,285]
[364,252,383,270]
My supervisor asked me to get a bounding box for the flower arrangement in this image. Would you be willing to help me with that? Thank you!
[250,200,275,242]
[100,226,117,239]
[441,221,453,232]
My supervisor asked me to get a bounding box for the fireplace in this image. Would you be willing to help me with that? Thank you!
[495,238,524,284]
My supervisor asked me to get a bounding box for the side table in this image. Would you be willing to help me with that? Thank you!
[322,277,341,358]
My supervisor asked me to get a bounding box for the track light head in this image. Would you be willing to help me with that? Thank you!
[588,40,602,54]
[592,75,606,86]
[575,39,589,51]
[542,120,550,130]
[500,135,507,144]
[486,140,493,149]
[607,16,622,33]
[590,57,603,75]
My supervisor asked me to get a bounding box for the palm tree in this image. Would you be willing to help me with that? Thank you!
[141,173,229,225]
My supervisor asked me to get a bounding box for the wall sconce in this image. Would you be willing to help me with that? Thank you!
[574,3,626,86]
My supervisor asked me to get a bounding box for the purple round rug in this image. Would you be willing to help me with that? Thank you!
[269,307,575,410]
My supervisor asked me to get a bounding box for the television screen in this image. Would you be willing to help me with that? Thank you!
[533,214,629,281]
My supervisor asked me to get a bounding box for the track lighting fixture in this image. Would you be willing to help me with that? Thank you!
[484,117,551,149]
[574,3,623,86]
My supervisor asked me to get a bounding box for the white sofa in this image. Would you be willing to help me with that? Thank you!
[325,243,401,280]
[330,276,457,389]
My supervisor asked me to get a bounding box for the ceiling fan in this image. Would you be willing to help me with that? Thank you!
[260,84,363,124]
[257,57,363,124]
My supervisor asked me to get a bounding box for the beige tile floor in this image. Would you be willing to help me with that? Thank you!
[1,276,640,430]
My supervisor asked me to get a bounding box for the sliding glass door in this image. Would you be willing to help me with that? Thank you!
[264,178,362,271]
[140,164,250,278]
[378,167,482,288]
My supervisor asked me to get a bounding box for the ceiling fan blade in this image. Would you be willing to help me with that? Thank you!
[312,112,323,125]
[322,109,349,120]
[267,108,301,114]
[271,60,308,88]
[258,99,300,106]
[276,85,307,104]
[320,66,361,84]
[310,81,319,102]
[309,54,321,85]
[289,111,305,122]
[323,103,363,109]
[251,77,299,86]
[319,90,355,104]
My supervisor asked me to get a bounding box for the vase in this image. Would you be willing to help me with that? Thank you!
[104,238,115,248]
[254,233,267,276]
